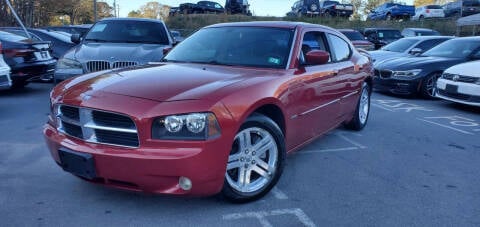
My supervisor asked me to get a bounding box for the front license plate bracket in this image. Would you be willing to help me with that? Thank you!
[59,149,96,179]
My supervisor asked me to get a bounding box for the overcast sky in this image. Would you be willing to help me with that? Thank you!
[111,0,415,17]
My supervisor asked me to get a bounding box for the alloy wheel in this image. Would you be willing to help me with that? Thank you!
[359,87,370,124]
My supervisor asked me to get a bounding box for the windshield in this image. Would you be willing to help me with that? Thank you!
[464,0,480,6]
[342,31,365,41]
[381,38,419,52]
[422,39,480,58]
[377,30,403,40]
[164,27,294,69]
[415,30,440,36]
[84,20,169,44]
[426,5,442,9]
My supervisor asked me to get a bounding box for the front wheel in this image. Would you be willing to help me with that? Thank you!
[222,114,285,203]
[345,82,371,130]
[421,72,441,99]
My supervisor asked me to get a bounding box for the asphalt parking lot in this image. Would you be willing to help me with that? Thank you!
[1,83,480,227]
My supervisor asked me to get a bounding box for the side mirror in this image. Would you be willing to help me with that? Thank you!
[71,34,81,44]
[409,48,423,55]
[305,50,330,65]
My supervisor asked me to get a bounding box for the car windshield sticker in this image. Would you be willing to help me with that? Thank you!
[91,24,107,32]
[378,32,384,38]
[268,57,281,65]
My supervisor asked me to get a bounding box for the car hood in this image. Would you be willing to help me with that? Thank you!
[375,56,464,71]
[445,60,480,77]
[369,50,405,62]
[63,42,169,63]
[59,63,280,102]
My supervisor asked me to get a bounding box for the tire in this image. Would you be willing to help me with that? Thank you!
[421,72,442,99]
[222,113,286,203]
[345,82,371,130]
[11,81,28,90]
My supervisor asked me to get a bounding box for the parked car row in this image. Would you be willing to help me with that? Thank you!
[174,0,252,15]
[287,0,353,18]
[372,37,480,102]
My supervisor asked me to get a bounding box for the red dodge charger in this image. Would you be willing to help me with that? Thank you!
[44,21,373,202]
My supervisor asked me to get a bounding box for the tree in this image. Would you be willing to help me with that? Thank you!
[414,0,435,7]
[128,2,170,20]
[128,10,141,18]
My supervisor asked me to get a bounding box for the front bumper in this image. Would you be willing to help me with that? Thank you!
[11,59,56,82]
[435,78,480,106]
[374,75,421,95]
[44,123,231,196]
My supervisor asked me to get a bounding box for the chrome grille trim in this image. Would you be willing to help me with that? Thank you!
[85,61,139,72]
[57,105,139,148]
[442,73,479,83]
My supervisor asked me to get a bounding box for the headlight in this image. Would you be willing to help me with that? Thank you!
[393,69,422,77]
[152,112,221,140]
[56,58,82,70]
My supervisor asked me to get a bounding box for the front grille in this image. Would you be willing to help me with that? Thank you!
[86,61,139,73]
[375,69,393,79]
[438,89,470,101]
[442,73,479,83]
[57,105,139,147]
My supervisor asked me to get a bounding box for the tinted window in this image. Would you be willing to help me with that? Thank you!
[413,39,449,51]
[327,34,351,61]
[423,39,480,58]
[165,27,293,69]
[426,5,442,9]
[415,30,440,36]
[464,0,480,6]
[341,31,365,41]
[84,20,170,44]
[381,38,419,52]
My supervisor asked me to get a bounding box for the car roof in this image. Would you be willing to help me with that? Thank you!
[403,35,453,40]
[205,21,336,32]
[403,28,436,32]
[98,17,165,23]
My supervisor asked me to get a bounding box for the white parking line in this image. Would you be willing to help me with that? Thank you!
[223,208,317,227]
[271,187,288,200]
[336,133,367,149]
[417,118,474,135]
[301,147,359,154]
[372,103,395,112]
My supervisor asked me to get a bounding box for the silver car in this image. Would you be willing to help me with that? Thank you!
[55,18,174,82]
[0,41,12,89]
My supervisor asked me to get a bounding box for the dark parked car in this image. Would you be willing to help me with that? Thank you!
[1,28,76,59]
[54,18,173,82]
[367,3,415,20]
[45,21,372,202]
[374,37,480,98]
[43,24,92,37]
[290,0,321,17]
[179,1,224,14]
[225,0,251,15]
[443,0,480,17]
[320,0,353,17]
[369,36,452,65]
[170,30,185,42]
[0,31,56,88]
[339,29,375,51]
[401,28,441,37]
[362,28,403,50]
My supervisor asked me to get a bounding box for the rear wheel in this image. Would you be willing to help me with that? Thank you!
[222,114,285,203]
[11,81,28,90]
[421,72,442,99]
[345,82,371,130]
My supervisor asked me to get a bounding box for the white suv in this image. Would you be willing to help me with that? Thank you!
[436,61,480,107]
[0,41,12,90]
[412,5,445,20]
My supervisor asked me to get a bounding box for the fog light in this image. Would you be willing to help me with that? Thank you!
[179,176,192,191]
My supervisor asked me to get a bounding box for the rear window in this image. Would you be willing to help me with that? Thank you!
[377,30,403,39]
[0,31,28,42]
[341,31,365,41]
[381,38,419,52]
[415,30,441,36]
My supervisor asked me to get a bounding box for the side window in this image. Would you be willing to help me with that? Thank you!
[326,33,351,62]
[300,31,331,64]
[414,39,446,51]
